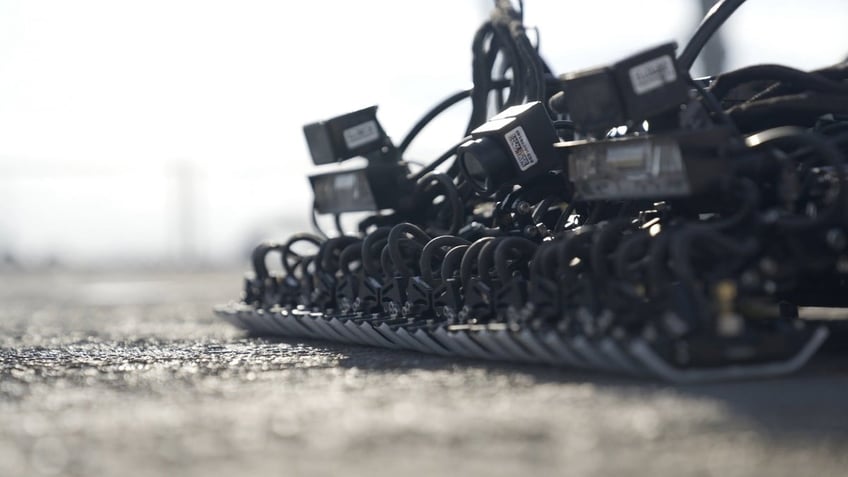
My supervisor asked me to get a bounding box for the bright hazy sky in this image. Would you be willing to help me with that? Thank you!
[0,0,846,265]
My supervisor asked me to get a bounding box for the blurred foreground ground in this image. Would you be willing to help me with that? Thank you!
[1,269,847,477]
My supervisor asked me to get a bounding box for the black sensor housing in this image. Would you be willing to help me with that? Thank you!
[303,106,393,165]
[457,101,559,195]
[309,163,413,214]
[560,43,690,135]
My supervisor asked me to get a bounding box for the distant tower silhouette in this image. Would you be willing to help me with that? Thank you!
[697,0,728,76]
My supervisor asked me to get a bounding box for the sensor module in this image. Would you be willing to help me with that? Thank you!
[303,106,393,164]
[457,101,560,195]
[559,43,689,135]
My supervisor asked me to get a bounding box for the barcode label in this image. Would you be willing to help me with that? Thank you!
[342,120,380,149]
[629,55,677,95]
[504,126,538,171]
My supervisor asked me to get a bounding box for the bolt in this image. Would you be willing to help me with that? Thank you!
[715,281,743,336]
[826,228,847,251]
[806,202,818,218]
[740,270,760,288]
[763,280,777,295]
[759,258,779,277]
[837,257,848,274]
[515,201,532,215]
[762,209,780,224]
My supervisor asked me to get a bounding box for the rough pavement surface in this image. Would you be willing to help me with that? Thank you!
[1,269,847,477]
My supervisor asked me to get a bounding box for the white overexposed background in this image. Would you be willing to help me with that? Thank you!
[1,0,846,268]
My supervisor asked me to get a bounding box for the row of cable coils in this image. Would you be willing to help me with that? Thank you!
[246,161,847,347]
[243,207,722,333]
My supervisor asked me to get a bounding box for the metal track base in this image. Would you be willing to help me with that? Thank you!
[214,303,828,383]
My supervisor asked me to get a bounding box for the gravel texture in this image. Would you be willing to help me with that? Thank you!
[1,269,847,477]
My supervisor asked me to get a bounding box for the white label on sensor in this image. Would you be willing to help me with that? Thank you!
[342,120,380,149]
[505,126,538,171]
[629,55,677,95]
[333,172,357,189]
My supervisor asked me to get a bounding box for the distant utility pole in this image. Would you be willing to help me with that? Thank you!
[174,159,197,266]
[697,0,728,76]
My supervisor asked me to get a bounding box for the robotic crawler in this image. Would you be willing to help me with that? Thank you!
[217,0,847,382]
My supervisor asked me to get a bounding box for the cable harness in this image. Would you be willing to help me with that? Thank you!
[217,0,847,382]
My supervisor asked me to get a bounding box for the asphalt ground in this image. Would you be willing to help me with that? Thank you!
[1,269,847,477]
